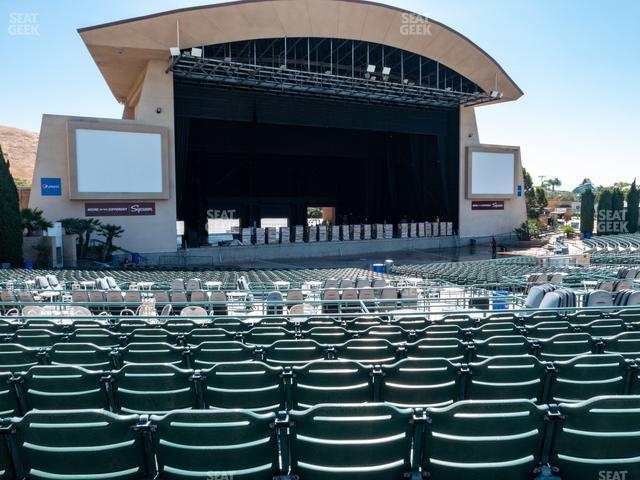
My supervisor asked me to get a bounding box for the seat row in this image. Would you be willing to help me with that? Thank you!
[1,355,639,416]
[1,397,640,480]
[2,332,640,373]
[3,317,640,347]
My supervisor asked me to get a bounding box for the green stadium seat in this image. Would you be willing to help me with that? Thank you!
[406,338,467,362]
[0,420,13,479]
[162,319,200,334]
[551,354,631,403]
[473,335,533,360]
[291,360,373,408]
[578,319,628,338]
[66,328,122,347]
[48,343,112,369]
[358,325,412,343]
[289,403,414,480]
[113,363,199,414]
[0,344,41,374]
[184,328,236,345]
[12,409,149,479]
[263,339,326,365]
[335,338,399,364]
[20,365,108,411]
[344,317,384,332]
[525,321,574,340]
[422,399,547,480]
[151,409,281,480]
[211,317,245,332]
[13,329,63,348]
[117,343,187,367]
[243,327,297,346]
[537,333,598,361]
[127,328,178,344]
[604,331,640,359]
[302,326,352,345]
[203,362,284,412]
[380,358,460,407]
[469,322,523,340]
[189,341,255,368]
[466,355,548,402]
[552,396,640,480]
[419,324,467,340]
[0,372,18,417]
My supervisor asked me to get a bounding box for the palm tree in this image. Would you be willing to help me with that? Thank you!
[547,178,562,192]
[21,208,53,236]
[76,218,101,259]
[98,224,125,261]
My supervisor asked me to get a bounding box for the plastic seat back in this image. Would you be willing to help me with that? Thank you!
[22,365,108,411]
[48,342,112,369]
[335,338,398,365]
[553,396,640,480]
[118,342,186,367]
[537,333,596,361]
[152,409,280,480]
[551,354,630,403]
[0,372,18,417]
[13,410,148,479]
[0,344,41,374]
[244,327,296,346]
[292,360,373,408]
[184,328,234,345]
[406,338,467,362]
[113,363,198,414]
[203,362,284,412]
[303,326,351,345]
[190,341,254,368]
[290,403,413,480]
[423,400,547,480]
[381,358,460,408]
[263,339,326,365]
[473,335,533,360]
[467,355,547,402]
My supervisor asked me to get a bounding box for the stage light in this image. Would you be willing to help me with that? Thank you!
[224,56,232,62]
[382,67,391,75]
[279,64,287,70]
[325,70,332,75]
[191,47,202,57]
[490,90,503,99]
[169,47,181,57]
[367,64,376,73]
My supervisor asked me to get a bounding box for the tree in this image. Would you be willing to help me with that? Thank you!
[78,219,102,260]
[627,180,639,234]
[580,189,595,235]
[21,208,53,236]
[597,188,613,235]
[98,224,125,262]
[546,177,562,192]
[534,186,548,215]
[0,145,23,266]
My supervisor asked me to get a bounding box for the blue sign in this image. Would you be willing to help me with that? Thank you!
[41,177,62,196]
[517,185,523,197]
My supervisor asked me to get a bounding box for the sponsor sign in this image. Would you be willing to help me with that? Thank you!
[472,201,505,211]
[85,202,156,217]
[41,177,62,196]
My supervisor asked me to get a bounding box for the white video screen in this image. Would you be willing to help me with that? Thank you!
[470,151,516,196]
[76,129,163,193]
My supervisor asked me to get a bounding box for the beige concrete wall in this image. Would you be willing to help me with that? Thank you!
[29,61,178,254]
[457,106,526,238]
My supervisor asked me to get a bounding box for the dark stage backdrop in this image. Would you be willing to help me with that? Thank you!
[174,83,459,244]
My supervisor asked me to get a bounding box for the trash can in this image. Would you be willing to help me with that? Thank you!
[493,290,510,310]
[372,264,384,274]
[384,259,394,274]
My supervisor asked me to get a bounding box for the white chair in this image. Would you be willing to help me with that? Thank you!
[180,306,208,317]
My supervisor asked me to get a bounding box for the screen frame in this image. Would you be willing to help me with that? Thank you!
[466,145,520,200]
[67,120,170,200]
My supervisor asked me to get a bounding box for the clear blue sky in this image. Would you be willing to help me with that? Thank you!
[2,0,639,190]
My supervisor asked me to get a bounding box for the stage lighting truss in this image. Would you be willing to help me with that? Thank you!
[169,53,493,109]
